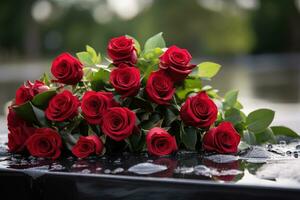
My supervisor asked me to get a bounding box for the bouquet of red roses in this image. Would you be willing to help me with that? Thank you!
[7,33,299,160]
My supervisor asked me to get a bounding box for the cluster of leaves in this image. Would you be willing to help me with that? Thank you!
[13,32,299,153]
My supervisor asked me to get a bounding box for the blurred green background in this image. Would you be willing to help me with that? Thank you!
[2,0,300,58]
[0,0,300,132]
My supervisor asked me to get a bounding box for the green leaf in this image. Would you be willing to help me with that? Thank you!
[255,128,276,144]
[90,68,110,91]
[246,109,275,133]
[31,103,48,127]
[140,112,161,130]
[163,107,178,126]
[223,90,238,110]
[76,52,94,67]
[40,73,51,86]
[181,126,197,150]
[86,45,101,64]
[13,102,36,124]
[126,35,141,54]
[271,126,300,138]
[197,62,221,79]
[224,108,246,125]
[144,32,166,53]
[176,78,202,100]
[243,131,257,145]
[32,89,56,109]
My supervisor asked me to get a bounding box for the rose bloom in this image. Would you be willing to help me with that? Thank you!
[107,36,137,64]
[159,45,196,82]
[110,64,140,97]
[146,70,175,105]
[26,128,62,160]
[101,107,136,141]
[202,122,241,154]
[72,135,104,158]
[45,90,80,122]
[146,127,178,156]
[15,80,49,105]
[81,91,116,124]
[7,108,35,153]
[180,91,217,128]
[51,52,83,85]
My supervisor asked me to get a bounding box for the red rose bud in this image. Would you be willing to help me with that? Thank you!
[146,70,175,105]
[101,107,136,141]
[26,128,62,160]
[45,90,80,122]
[159,45,196,82]
[72,135,104,158]
[51,52,83,85]
[146,127,178,156]
[15,80,49,105]
[110,64,141,97]
[7,108,36,153]
[180,91,217,128]
[203,122,241,154]
[107,36,137,65]
[81,91,117,124]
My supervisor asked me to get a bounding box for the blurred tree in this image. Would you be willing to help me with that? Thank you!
[252,0,300,53]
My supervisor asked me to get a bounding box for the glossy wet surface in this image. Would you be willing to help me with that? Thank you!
[1,133,300,189]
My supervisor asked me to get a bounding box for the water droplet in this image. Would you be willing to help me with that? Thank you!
[104,169,111,174]
[205,154,239,163]
[96,167,102,171]
[293,152,298,158]
[295,145,300,150]
[194,165,211,176]
[128,163,167,175]
[50,164,64,171]
[81,169,91,174]
[286,151,292,156]
[174,167,194,174]
[266,144,273,150]
[112,167,124,174]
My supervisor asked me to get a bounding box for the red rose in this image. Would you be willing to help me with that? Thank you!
[72,135,104,158]
[7,108,35,153]
[26,128,62,159]
[180,91,217,128]
[146,127,178,156]
[110,64,141,97]
[159,45,196,82]
[107,36,137,64]
[145,70,175,105]
[45,90,80,122]
[202,122,241,154]
[101,107,136,141]
[81,91,116,124]
[51,52,83,85]
[15,80,49,105]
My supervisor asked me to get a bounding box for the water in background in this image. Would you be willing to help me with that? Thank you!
[0,54,300,132]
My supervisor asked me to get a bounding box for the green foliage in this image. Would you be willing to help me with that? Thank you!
[224,108,246,125]
[77,45,101,67]
[197,62,221,79]
[246,109,275,133]
[13,102,48,127]
[143,32,166,54]
[31,89,56,109]
[254,128,276,144]
[223,90,239,110]
[90,67,110,91]
[176,77,202,101]
[181,125,197,150]
[271,126,300,138]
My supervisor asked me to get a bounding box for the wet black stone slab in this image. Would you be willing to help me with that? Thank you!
[1,168,300,200]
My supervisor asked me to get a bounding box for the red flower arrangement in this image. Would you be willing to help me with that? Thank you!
[7,33,298,159]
